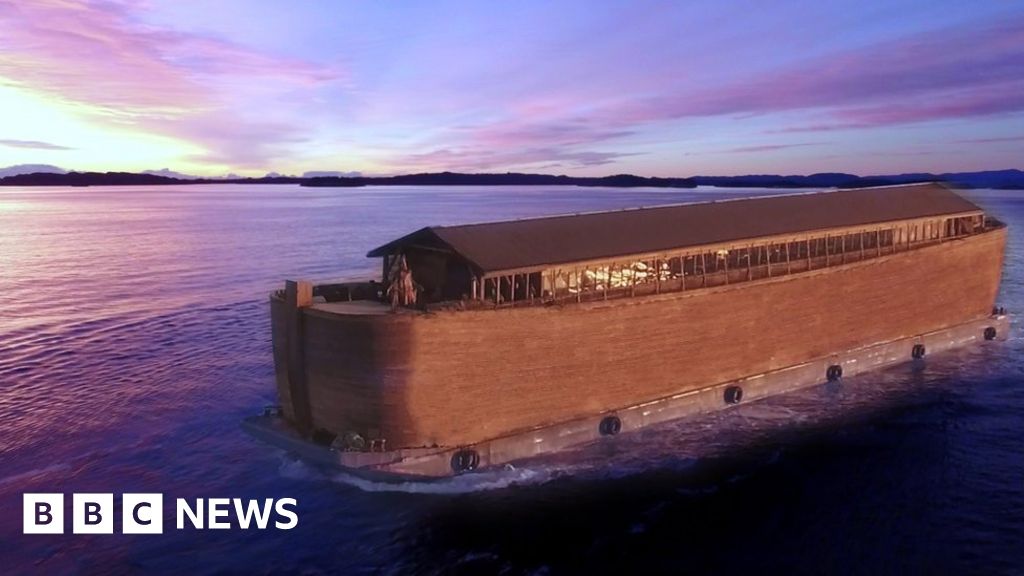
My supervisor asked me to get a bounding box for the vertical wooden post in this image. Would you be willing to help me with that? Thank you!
[701,252,707,288]
[767,243,772,277]
[284,280,313,437]
[723,250,730,284]
[603,264,609,300]
[747,244,753,281]
[785,240,791,274]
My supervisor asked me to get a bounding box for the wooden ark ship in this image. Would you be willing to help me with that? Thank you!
[244,183,1009,479]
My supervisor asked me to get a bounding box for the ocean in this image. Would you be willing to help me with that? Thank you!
[0,184,1020,575]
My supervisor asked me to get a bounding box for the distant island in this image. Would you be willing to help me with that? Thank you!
[1,168,1022,189]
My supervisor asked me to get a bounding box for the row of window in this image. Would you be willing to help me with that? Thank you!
[479,215,983,304]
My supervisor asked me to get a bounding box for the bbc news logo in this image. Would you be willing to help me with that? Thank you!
[24,494,298,534]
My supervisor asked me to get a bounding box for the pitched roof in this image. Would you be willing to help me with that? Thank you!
[367,183,982,275]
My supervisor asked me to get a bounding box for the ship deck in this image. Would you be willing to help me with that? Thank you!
[310,300,393,316]
[292,223,1004,318]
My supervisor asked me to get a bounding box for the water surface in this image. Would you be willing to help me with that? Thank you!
[0,184,1021,575]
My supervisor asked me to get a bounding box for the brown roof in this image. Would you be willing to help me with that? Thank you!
[367,183,982,275]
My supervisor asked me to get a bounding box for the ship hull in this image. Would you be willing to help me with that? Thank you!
[260,227,1007,478]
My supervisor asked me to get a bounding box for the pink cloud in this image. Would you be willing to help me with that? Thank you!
[725,142,828,154]
[0,0,340,167]
[394,147,636,172]
[396,15,1024,172]
[834,82,1024,126]
[956,135,1024,144]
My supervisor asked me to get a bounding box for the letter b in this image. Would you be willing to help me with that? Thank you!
[85,502,102,525]
[23,494,64,534]
[37,502,52,525]
[73,494,113,534]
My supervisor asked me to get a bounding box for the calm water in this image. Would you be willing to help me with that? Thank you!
[0,184,1021,575]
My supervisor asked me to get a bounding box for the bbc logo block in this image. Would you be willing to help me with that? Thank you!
[73,493,114,534]
[23,493,64,534]
[24,493,163,534]
[122,493,163,534]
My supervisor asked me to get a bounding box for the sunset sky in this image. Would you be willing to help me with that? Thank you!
[0,0,1022,177]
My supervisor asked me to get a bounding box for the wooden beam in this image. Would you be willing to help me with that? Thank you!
[747,244,753,281]
[284,280,313,437]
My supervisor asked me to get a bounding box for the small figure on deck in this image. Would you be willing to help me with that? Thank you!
[387,254,417,310]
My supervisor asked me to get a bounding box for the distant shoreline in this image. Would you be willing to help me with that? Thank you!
[1,169,1022,189]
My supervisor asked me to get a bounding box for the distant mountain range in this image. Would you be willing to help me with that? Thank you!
[0,164,66,178]
[137,168,364,180]
[0,171,306,186]
[303,172,700,188]
[0,167,1021,189]
[688,170,1024,189]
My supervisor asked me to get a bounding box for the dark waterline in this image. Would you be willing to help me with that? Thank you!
[0,185,1021,575]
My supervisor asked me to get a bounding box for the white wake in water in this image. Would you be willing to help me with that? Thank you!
[330,463,579,494]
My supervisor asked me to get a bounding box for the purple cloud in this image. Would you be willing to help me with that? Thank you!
[725,142,829,154]
[0,139,73,150]
[956,135,1024,144]
[396,15,1024,172]
[394,147,636,172]
[0,0,341,168]
[657,17,1024,124]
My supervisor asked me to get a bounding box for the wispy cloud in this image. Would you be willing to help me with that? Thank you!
[0,0,341,168]
[0,1,1020,174]
[0,139,73,150]
[725,142,828,154]
[388,14,1024,172]
[394,147,637,172]
[956,135,1024,144]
